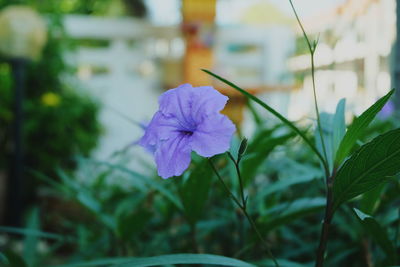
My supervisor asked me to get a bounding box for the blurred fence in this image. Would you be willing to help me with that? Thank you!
[63,15,295,162]
[63,15,181,163]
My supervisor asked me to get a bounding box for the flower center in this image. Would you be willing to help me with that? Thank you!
[180,130,194,136]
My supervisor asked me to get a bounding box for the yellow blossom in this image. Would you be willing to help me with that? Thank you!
[41,92,61,107]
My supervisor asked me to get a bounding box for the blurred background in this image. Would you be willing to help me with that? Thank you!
[0,0,399,265]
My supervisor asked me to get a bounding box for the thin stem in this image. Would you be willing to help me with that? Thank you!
[208,158,279,267]
[315,170,337,267]
[288,0,329,174]
[311,51,329,173]
[242,208,279,267]
[288,0,312,51]
[227,152,246,209]
[208,158,242,208]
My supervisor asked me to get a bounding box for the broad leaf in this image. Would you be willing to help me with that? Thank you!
[53,254,256,267]
[353,208,397,264]
[180,159,213,226]
[333,128,400,210]
[334,90,394,166]
[202,69,327,169]
[360,183,385,215]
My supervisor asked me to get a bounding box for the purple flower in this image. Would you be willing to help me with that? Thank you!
[139,84,236,179]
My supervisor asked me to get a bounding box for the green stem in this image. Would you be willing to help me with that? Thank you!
[242,208,279,267]
[288,0,329,175]
[315,169,337,267]
[208,158,280,267]
[208,158,242,208]
[227,152,246,209]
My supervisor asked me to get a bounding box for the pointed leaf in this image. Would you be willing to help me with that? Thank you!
[360,183,385,215]
[332,98,346,159]
[52,254,256,267]
[180,159,213,226]
[315,112,334,171]
[334,90,394,166]
[333,128,400,210]
[202,69,327,170]
[353,208,397,264]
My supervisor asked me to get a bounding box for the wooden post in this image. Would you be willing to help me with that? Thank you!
[181,0,216,86]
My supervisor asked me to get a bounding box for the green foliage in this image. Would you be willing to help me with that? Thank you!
[315,99,346,172]
[1,250,28,267]
[334,90,394,167]
[241,126,295,184]
[333,128,400,210]
[0,0,147,17]
[1,2,399,266]
[23,208,40,266]
[54,254,256,267]
[0,15,101,176]
[180,158,213,226]
[354,208,397,264]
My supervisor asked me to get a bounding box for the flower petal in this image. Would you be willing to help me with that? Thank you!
[158,84,229,127]
[155,132,192,178]
[191,113,236,157]
[139,111,181,152]
[190,86,229,122]
[158,84,196,130]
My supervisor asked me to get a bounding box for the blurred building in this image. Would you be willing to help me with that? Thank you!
[288,0,395,120]
[64,0,296,162]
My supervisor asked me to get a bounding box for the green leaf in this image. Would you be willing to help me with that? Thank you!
[334,89,394,166]
[241,132,295,184]
[360,183,385,215]
[253,173,321,210]
[353,208,397,264]
[315,112,334,171]
[180,159,213,226]
[23,208,40,267]
[332,98,346,159]
[256,259,308,267]
[2,250,28,267]
[260,197,325,231]
[53,254,256,267]
[117,208,151,241]
[87,159,184,210]
[202,69,328,171]
[333,128,400,210]
[0,226,65,241]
